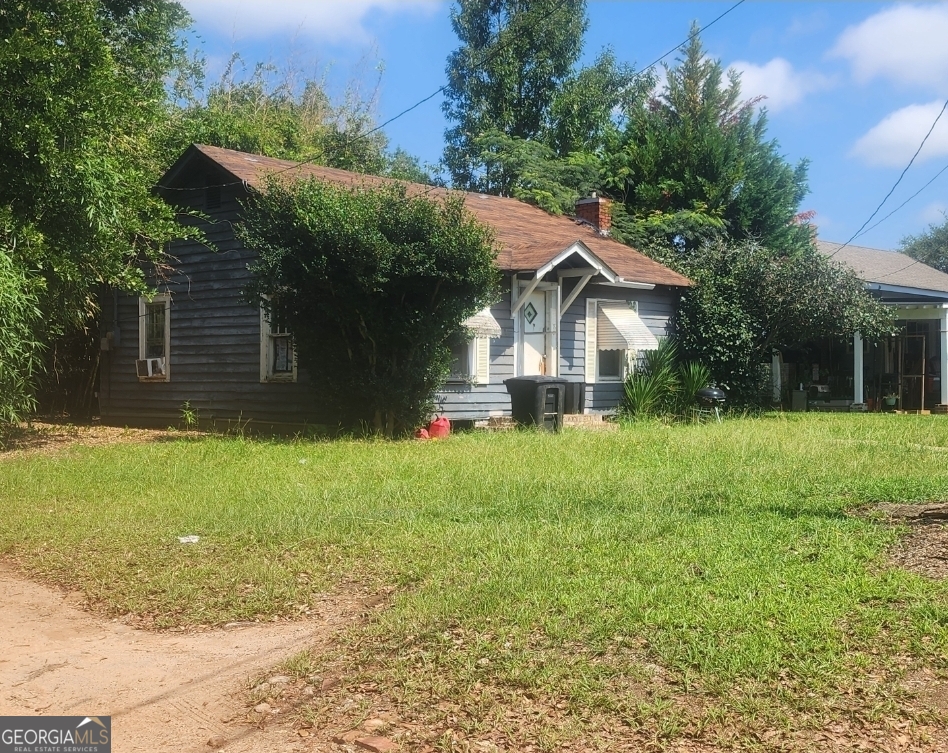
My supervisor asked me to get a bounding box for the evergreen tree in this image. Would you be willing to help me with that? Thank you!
[604,27,811,255]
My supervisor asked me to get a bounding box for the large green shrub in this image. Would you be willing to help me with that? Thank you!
[241,178,500,436]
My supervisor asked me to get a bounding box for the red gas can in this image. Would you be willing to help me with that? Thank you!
[428,416,450,439]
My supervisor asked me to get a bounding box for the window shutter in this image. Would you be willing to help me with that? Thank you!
[585,299,598,383]
[474,336,490,385]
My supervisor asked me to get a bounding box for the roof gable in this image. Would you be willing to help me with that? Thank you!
[158,144,691,289]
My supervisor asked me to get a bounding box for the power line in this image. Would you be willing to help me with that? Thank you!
[852,160,948,242]
[157,0,575,192]
[831,97,948,256]
[158,0,748,193]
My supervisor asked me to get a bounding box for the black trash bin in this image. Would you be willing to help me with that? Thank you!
[564,380,585,415]
[504,376,567,431]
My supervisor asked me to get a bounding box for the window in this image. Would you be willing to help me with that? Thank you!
[445,308,499,385]
[260,302,297,382]
[447,332,474,381]
[137,294,170,381]
[585,299,657,383]
[446,331,490,385]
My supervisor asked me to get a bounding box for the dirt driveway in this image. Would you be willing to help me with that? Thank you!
[0,563,359,753]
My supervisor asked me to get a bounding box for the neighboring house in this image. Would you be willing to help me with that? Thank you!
[98,145,690,430]
[789,240,948,412]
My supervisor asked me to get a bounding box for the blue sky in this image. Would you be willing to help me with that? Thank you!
[179,1,948,251]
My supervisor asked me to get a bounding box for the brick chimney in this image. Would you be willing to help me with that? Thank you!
[575,193,612,236]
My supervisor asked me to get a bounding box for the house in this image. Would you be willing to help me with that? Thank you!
[783,240,948,412]
[98,145,690,430]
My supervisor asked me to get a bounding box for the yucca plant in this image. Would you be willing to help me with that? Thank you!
[621,338,712,421]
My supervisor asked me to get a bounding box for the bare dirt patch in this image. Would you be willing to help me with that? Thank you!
[880,503,948,579]
[0,420,194,459]
[0,563,367,753]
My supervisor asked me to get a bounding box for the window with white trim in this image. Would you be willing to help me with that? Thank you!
[446,330,490,385]
[260,302,297,382]
[137,294,170,381]
[585,299,652,383]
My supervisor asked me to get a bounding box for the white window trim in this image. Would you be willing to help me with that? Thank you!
[446,335,490,385]
[586,298,638,384]
[138,294,171,382]
[260,303,297,383]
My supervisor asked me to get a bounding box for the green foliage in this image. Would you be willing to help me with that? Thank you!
[901,214,948,273]
[674,240,894,405]
[470,131,599,214]
[241,179,500,435]
[603,28,811,255]
[443,0,587,190]
[0,1,194,327]
[166,54,437,181]
[0,0,198,415]
[0,247,43,425]
[620,338,711,420]
[442,0,643,204]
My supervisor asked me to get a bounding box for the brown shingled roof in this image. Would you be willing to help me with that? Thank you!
[817,239,948,295]
[171,144,690,288]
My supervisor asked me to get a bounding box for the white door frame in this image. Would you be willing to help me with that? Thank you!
[514,279,559,376]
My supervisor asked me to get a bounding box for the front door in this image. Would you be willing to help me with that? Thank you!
[520,289,556,376]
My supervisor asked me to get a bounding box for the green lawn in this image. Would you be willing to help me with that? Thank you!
[2,414,948,743]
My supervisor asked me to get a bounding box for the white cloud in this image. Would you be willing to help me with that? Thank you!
[919,200,948,225]
[181,0,441,43]
[829,4,948,92]
[728,58,832,112]
[851,101,948,167]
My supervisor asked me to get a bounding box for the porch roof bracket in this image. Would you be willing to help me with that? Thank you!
[511,272,543,315]
[560,273,593,318]
[536,241,617,283]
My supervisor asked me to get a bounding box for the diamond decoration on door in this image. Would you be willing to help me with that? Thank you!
[523,302,538,324]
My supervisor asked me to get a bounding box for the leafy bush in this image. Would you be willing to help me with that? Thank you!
[0,250,43,426]
[241,178,499,436]
[621,338,712,420]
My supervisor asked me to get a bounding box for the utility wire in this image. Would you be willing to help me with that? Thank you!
[830,97,948,257]
[157,0,574,191]
[158,0,748,192]
[852,160,948,242]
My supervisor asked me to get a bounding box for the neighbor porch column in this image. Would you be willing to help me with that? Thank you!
[853,332,864,405]
[941,307,948,406]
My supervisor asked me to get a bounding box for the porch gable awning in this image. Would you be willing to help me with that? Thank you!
[597,303,658,352]
[463,308,503,338]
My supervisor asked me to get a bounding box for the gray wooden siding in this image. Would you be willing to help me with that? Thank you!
[435,279,514,421]
[436,280,680,420]
[560,283,678,412]
[100,179,323,431]
[100,164,681,427]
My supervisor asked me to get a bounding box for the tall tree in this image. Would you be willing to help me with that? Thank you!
[0,1,193,325]
[165,55,436,181]
[442,0,588,192]
[603,28,811,255]
[901,216,948,273]
[0,0,195,420]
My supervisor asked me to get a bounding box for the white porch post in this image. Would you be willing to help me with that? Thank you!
[941,307,948,406]
[853,332,864,405]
